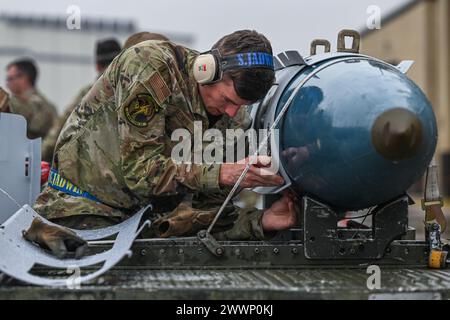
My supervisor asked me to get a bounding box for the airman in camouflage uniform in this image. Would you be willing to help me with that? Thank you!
[8,89,58,140]
[5,59,58,140]
[33,30,297,242]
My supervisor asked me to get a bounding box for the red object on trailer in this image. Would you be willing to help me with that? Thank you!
[41,162,50,185]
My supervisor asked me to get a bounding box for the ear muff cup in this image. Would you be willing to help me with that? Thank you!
[193,53,218,85]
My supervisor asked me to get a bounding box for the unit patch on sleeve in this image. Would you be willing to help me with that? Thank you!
[124,94,159,128]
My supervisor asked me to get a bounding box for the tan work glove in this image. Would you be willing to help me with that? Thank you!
[0,87,10,113]
[22,218,88,259]
[152,201,238,238]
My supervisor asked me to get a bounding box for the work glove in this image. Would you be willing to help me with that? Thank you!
[152,201,238,238]
[22,218,88,259]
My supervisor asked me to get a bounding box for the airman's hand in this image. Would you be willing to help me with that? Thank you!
[219,156,284,188]
[261,191,297,232]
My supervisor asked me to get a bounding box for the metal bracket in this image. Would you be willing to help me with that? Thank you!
[274,51,306,70]
[198,230,224,257]
[303,196,409,260]
[337,29,361,53]
[310,39,331,55]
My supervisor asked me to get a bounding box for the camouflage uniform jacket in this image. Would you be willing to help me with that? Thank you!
[42,83,93,162]
[8,89,58,140]
[34,40,268,240]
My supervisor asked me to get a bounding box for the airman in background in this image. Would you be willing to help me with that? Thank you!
[5,59,58,140]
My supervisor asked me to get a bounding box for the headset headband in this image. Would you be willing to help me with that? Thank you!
[212,49,274,71]
[193,49,274,85]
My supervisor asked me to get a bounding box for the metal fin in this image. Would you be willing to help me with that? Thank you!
[396,60,415,74]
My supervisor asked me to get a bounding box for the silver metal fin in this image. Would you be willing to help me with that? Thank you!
[397,60,415,74]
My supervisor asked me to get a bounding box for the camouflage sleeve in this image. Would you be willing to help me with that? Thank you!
[110,49,221,200]
[41,110,70,162]
[42,85,90,162]
[214,207,277,241]
[27,99,56,139]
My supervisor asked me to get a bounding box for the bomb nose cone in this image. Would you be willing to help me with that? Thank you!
[371,108,423,161]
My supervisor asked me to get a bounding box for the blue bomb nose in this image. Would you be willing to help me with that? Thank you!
[251,34,438,211]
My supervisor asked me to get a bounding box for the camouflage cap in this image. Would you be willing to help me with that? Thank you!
[124,32,170,50]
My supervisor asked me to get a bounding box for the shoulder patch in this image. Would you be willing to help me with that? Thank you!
[149,72,171,104]
[124,94,160,128]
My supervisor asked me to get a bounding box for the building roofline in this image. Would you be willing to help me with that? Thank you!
[0,13,195,45]
[0,13,137,34]
[360,0,422,37]
[0,46,92,65]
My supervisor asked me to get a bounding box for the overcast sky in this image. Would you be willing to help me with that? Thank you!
[0,0,412,54]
